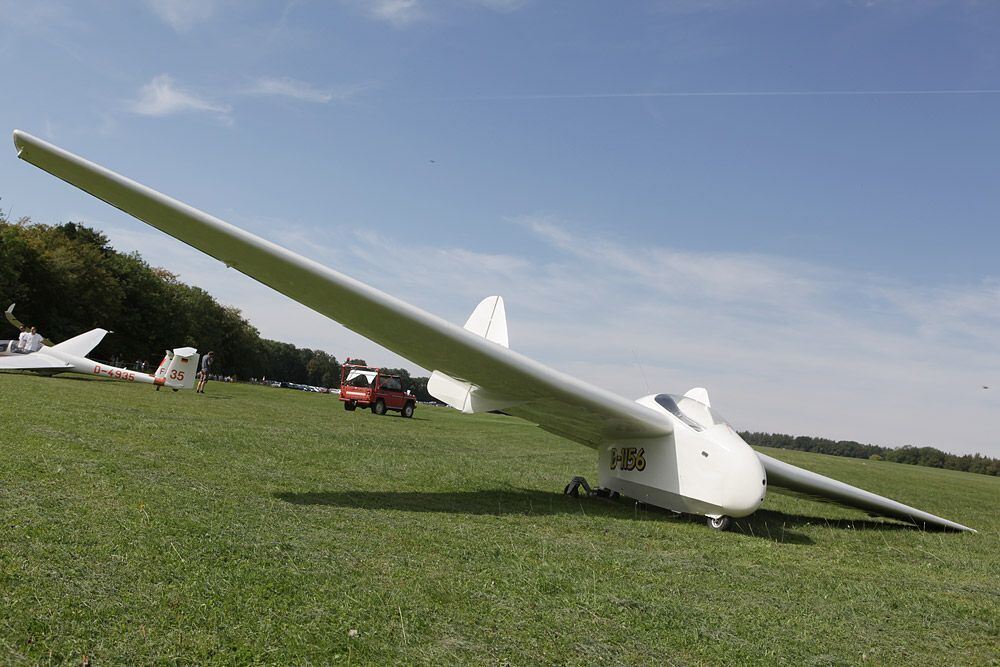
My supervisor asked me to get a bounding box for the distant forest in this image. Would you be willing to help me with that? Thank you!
[741,432,999,477]
[2,215,995,475]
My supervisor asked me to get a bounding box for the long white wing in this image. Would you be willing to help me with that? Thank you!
[51,328,109,358]
[758,452,974,532]
[0,351,72,372]
[12,130,671,447]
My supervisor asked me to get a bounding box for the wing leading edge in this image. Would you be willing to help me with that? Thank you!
[12,130,671,447]
[757,452,975,532]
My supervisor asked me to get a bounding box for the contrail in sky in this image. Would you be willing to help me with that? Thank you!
[455,89,1000,100]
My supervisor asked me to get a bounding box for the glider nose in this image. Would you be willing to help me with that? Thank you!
[723,443,767,517]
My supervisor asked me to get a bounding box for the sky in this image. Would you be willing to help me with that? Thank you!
[0,0,998,456]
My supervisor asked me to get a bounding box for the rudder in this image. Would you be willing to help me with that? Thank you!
[156,347,200,389]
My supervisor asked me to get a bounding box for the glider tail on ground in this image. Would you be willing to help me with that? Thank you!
[153,347,200,390]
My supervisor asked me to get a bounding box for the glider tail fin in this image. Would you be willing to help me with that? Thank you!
[428,296,512,412]
[463,296,508,348]
[156,347,200,389]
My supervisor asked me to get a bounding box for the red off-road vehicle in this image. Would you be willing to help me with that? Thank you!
[339,363,416,418]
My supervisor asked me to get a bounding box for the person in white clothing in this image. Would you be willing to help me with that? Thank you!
[16,325,30,352]
[27,326,43,352]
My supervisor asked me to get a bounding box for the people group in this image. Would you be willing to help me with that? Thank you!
[16,325,44,353]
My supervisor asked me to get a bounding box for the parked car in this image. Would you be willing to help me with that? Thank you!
[339,363,415,417]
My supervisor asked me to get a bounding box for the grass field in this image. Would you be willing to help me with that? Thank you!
[0,374,996,665]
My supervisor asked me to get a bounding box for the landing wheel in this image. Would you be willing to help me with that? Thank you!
[401,402,414,418]
[707,515,732,531]
[372,399,387,416]
[344,401,356,411]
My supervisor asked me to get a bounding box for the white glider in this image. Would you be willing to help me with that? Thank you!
[11,129,974,532]
[1,303,199,390]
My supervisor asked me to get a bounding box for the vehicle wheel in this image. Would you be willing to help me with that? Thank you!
[344,401,356,411]
[373,399,387,416]
[401,402,414,418]
[707,515,732,531]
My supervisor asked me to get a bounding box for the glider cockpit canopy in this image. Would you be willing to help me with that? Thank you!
[654,394,730,432]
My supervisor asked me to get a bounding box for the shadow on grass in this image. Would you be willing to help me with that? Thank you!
[277,488,622,517]
[276,488,958,544]
[731,508,955,535]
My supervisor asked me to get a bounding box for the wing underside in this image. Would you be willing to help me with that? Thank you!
[0,351,71,372]
[757,452,974,532]
[12,130,672,448]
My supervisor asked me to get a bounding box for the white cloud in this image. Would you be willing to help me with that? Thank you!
[127,74,232,122]
[370,0,423,26]
[242,77,360,104]
[144,0,222,31]
[358,0,528,26]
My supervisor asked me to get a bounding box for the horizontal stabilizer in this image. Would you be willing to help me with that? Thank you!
[427,370,516,414]
[51,328,109,358]
[758,452,974,532]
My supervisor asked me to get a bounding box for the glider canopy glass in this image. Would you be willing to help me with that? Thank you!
[0,340,28,354]
[654,394,729,432]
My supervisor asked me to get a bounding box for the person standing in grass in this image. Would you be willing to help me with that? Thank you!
[16,325,29,352]
[196,351,214,394]
[27,326,43,352]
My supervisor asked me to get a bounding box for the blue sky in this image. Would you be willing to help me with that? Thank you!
[1,0,998,456]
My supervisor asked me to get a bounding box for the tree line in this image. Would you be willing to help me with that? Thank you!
[740,431,999,477]
[0,215,436,399]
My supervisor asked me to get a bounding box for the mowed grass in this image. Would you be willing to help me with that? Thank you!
[0,374,996,666]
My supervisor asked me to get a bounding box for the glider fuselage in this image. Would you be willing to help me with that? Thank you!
[599,395,767,518]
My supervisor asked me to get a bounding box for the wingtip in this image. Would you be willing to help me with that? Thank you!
[12,129,27,157]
